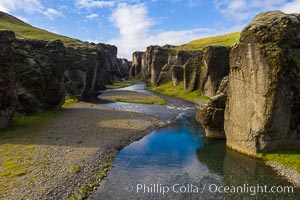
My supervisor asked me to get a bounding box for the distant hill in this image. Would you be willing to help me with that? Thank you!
[175,32,240,51]
[0,11,82,45]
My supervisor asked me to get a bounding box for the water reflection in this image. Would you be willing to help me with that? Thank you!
[197,139,300,199]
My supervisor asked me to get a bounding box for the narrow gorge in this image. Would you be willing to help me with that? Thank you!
[0,9,299,200]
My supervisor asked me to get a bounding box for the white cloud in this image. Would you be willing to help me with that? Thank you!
[76,0,115,9]
[43,8,64,20]
[213,0,286,20]
[86,13,99,19]
[281,0,300,13]
[0,0,43,13]
[107,3,242,59]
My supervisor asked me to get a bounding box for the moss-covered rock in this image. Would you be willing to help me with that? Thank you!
[0,31,16,128]
[224,11,300,155]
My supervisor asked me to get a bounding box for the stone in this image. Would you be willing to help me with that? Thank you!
[130,51,144,77]
[224,11,300,154]
[183,51,202,92]
[150,47,169,86]
[199,45,230,97]
[0,31,16,128]
[196,77,228,139]
[172,65,184,86]
[14,39,66,114]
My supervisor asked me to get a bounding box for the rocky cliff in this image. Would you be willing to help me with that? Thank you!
[196,76,228,138]
[130,51,144,77]
[130,45,229,96]
[225,11,300,154]
[0,31,130,127]
[199,45,230,96]
[0,31,16,128]
[14,39,66,114]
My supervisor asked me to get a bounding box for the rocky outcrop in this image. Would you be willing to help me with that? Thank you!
[183,51,202,92]
[0,31,16,128]
[196,77,228,138]
[199,45,230,96]
[131,45,229,96]
[224,11,300,154]
[14,39,66,114]
[150,47,169,86]
[116,58,131,78]
[64,44,106,99]
[130,51,144,77]
[65,43,130,99]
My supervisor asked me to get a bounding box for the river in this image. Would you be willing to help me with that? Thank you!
[92,83,299,200]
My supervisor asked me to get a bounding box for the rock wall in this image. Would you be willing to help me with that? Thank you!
[224,11,300,154]
[199,45,230,96]
[0,31,16,128]
[64,44,105,99]
[196,77,228,138]
[14,39,66,114]
[130,45,229,96]
[130,51,144,77]
[0,30,130,127]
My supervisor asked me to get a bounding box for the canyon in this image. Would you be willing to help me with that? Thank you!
[129,11,300,155]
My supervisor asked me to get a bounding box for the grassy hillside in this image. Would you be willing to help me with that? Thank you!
[175,32,240,51]
[0,11,82,45]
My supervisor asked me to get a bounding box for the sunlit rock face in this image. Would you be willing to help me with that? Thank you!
[0,31,16,128]
[224,11,300,155]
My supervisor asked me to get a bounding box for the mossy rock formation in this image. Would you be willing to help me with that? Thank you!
[0,31,16,128]
[225,11,300,154]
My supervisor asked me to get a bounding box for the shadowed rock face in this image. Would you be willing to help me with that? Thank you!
[196,77,228,138]
[183,50,202,92]
[14,39,66,114]
[64,45,104,99]
[116,58,131,78]
[225,11,300,154]
[199,45,230,97]
[150,47,169,86]
[0,31,16,128]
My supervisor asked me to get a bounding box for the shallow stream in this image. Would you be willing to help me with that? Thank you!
[93,83,299,199]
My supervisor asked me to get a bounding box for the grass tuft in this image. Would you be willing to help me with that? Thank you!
[258,150,300,172]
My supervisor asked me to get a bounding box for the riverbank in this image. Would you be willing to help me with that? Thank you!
[0,101,166,200]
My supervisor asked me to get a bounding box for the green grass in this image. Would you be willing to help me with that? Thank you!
[148,81,209,104]
[115,98,166,105]
[175,32,240,51]
[71,166,81,174]
[0,110,62,134]
[62,95,79,108]
[0,11,82,46]
[258,150,300,172]
[105,81,134,89]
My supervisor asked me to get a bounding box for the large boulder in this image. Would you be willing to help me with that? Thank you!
[224,11,300,154]
[0,31,16,128]
[196,77,228,138]
[14,39,66,114]
[199,45,230,97]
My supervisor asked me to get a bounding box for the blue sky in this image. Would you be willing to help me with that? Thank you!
[0,0,299,59]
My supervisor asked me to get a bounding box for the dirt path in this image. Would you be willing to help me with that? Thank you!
[0,102,166,200]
